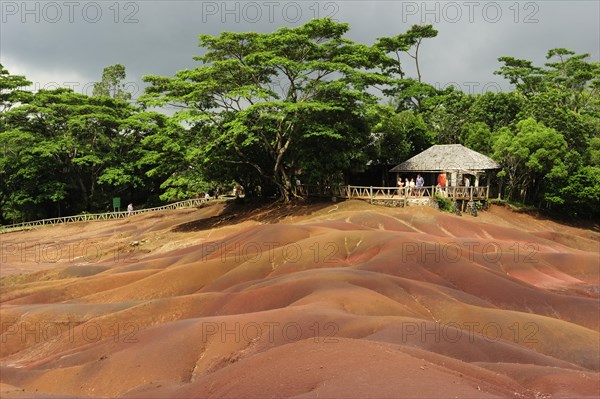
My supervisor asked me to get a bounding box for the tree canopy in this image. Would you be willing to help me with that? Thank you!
[1,20,598,223]
[141,19,387,201]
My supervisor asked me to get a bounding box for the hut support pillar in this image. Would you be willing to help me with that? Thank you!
[450,172,457,187]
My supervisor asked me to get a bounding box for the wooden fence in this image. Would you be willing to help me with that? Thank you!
[296,184,490,205]
[1,185,491,233]
[0,198,208,234]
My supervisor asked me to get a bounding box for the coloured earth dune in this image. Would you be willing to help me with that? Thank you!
[1,200,599,398]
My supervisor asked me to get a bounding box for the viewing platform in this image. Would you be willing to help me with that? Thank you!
[295,184,491,207]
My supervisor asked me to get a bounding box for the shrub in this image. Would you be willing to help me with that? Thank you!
[434,193,454,212]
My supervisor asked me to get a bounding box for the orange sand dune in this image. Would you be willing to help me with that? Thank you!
[1,200,599,398]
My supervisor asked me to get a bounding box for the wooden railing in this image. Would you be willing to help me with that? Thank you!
[296,184,490,202]
[446,186,489,199]
[1,185,491,233]
[0,198,208,234]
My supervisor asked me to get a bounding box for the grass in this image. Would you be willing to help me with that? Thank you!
[488,198,537,213]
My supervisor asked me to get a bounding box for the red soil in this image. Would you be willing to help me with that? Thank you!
[1,200,598,398]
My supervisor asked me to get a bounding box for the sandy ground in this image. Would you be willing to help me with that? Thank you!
[1,200,599,398]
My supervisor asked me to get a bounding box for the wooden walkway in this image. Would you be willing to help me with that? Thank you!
[0,198,208,234]
[296,185,490,207]
[0,185,490,233]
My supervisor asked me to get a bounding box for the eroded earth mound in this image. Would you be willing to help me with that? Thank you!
[1,201,599,398]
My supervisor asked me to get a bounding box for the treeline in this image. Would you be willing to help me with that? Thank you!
[1,19,598,223]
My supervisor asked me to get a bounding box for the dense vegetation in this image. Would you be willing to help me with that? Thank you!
[1,19,598,223]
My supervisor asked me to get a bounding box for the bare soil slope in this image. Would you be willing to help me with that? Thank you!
[1,200,599,398]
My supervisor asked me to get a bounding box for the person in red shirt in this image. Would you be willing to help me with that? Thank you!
[437,173,447,188]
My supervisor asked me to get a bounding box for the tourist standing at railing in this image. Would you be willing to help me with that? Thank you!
[409,178,415,196]
[437,173,447,188]
[416,174,424,196]
[397,177,404,196]
[127,203,133,216]
[437,173,447,196]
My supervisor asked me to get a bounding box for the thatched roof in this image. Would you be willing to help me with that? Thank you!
[389,144,500,173]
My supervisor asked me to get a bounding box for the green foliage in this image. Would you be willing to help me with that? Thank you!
[0,82,165,222]
[92,64,132,100]
[496,50,599,156]
[588,137,600,166]
[367,106,433,165]
[1,27,597,221]
[544,166,600,217]
[376,24,438,83]
[434,193,454,212]
[461,122,493,154]
[142,18,384,202]
[544,49,600,114]
[469,91,524,132]
[494,56,545,96]
[486,48,598,213]
[492,118,568,203]
[0,64,32,112]
[424,88,474,144]
[518,89,597,154]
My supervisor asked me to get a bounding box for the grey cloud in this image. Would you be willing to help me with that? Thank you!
[1,1,598,99]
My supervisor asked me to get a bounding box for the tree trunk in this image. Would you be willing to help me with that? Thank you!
[89,173,96,211]
[77,175,89,211]
[275,180,292,203]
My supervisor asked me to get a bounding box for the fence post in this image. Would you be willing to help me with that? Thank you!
[369,186,373,204]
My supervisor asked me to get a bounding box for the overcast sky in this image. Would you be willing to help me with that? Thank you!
[1,0,598,100]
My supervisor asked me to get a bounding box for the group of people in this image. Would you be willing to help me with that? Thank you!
[396,173,476,198]
[395,173,454,197]
[396,174,425,196]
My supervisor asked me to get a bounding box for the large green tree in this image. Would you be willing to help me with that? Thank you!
[483,48,599,212]
[0,85,157,222]
[375,25,440,114]
[496,49,599,154]
[142,19,384,201]
[492,118,568,203]
[544,166,600,217]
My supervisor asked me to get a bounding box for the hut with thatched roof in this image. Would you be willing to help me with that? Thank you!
[389,144,500,188]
